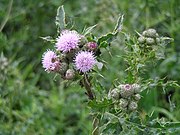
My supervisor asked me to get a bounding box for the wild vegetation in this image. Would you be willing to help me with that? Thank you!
[0,0,180,134]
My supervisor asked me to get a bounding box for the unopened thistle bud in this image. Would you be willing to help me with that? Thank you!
[133,94,141,101]
[155,38,161,44]
[119,98,128,108]
[128,101,138,111]
[155,33,159,37]
[108,88,120,100]
[146,29,157,38]
[65,69,75,80]
[86,42,98,51]
[146,38,155,45]
[119,84,134,98]
[138,36,146,44]
[142,30,148,37]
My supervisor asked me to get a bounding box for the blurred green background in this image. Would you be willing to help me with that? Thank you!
[0,0,179,134]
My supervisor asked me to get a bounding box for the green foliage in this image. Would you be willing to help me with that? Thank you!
[0,0,180,134]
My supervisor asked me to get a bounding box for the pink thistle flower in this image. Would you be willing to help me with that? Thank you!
[42,50,60,72]
[124,84,132,91]
[74,51,96,73]
[56,30,81,53]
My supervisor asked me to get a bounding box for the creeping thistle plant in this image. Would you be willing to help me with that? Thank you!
[41,6,180,135]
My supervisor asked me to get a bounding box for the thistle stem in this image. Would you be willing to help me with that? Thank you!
[82,73,95,100]
[82,74,98,135]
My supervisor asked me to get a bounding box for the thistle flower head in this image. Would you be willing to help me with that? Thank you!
[143,28,157,38]
[119,98,128,108]
[86,42,98,51]
[134,94,141,101]
[108,88,120,100]
[124,84,132,90]
[119,84,134,98]
[74,51,96,73]
[65,69,75,80]
[146,38,155,45]
[42,50,60,72]
[128,101,138,111]
[138,36,146,44]
[56,30,81,53]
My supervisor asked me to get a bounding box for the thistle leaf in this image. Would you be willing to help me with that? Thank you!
[56,5,66,31]
[83,24,97,36]
[113,14,124,33]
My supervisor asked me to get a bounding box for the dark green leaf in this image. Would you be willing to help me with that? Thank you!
[97,33,116,45]
[99,41,109,48]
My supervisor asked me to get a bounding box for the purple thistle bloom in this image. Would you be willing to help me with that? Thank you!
[74,51,96,73]
[42,50,60,72]
[56,30,81,53]
[124,84,132,91]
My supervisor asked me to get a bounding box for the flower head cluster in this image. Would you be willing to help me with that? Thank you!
[42,29,98,78]
[138,28,160,46]
[108,84,141,111]
[56,30,81,53]
[42,50,60,72]
[74,51,96,73]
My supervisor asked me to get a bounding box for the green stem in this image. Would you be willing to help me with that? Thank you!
[82,74,95,100]
[81,74,99,134]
